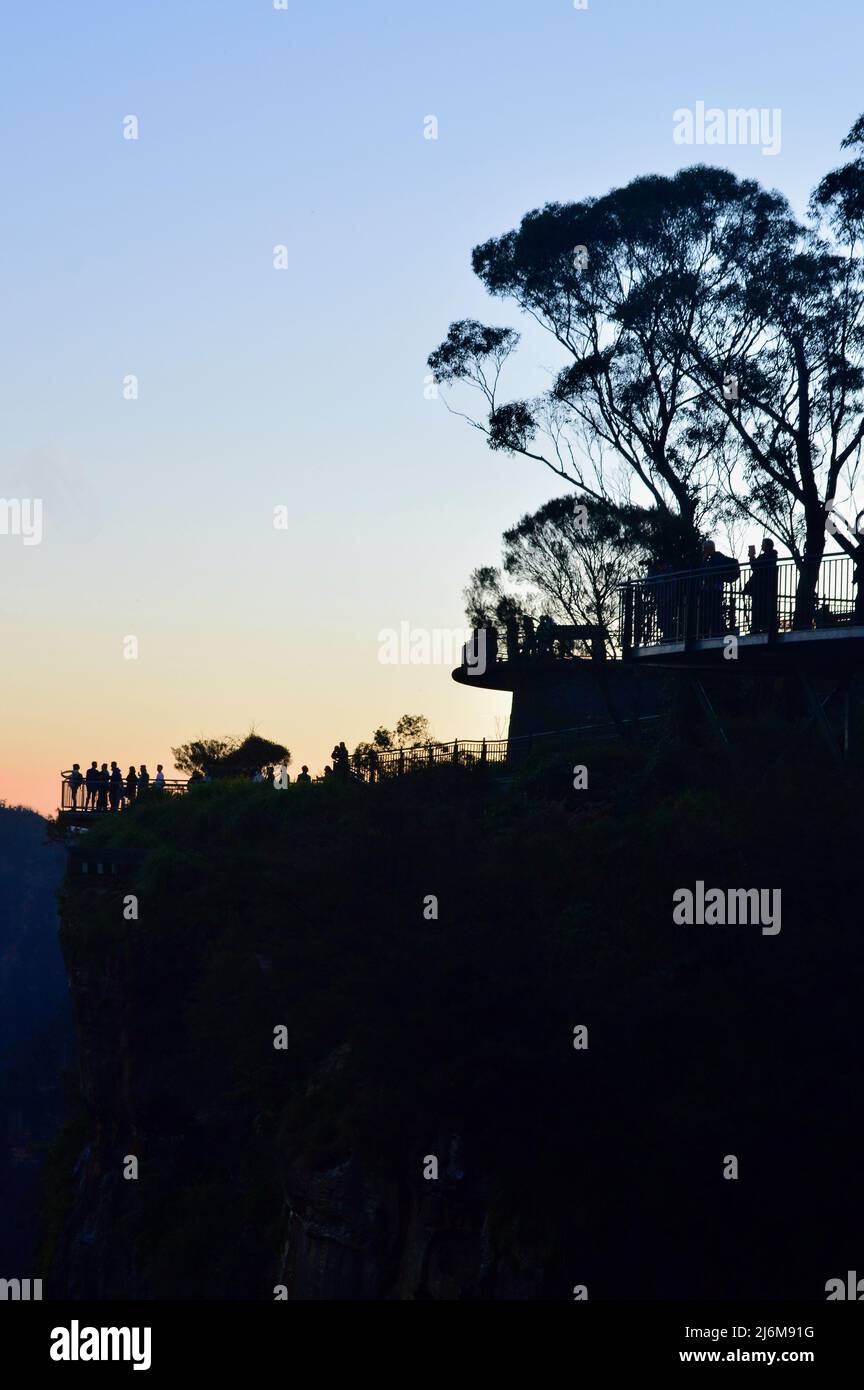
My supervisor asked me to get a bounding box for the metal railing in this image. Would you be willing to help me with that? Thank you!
[619,552,863,653]
[60,718,660,805]
[354,717,657,781]
[459,621,606,670]
[60,773,188,812]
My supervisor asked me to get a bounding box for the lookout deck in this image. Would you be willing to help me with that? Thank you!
[618,551,864,676]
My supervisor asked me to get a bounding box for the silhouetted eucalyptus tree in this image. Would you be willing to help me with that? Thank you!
[428,170,764,566]
[661,118,864,624]
[430,121,864,622]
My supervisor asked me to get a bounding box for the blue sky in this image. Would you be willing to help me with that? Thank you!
[2,0,862,809]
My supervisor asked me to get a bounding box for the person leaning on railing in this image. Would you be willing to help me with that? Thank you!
[67,764,84,809]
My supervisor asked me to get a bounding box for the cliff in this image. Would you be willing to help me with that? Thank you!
[47,741,864,1299]
[0,803,73,1271]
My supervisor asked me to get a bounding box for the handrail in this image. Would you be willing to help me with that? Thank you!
[59,772,188,812]
[619,550,855,586]
[618,550,864,653]
[353,717,659,781]
[58,715,661,805]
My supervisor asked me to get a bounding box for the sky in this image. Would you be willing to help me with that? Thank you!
[1,0,862,814]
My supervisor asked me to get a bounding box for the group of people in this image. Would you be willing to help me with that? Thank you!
[639,538,780,642]
[67,761,166,812]
[329,742,351,777]
[240,764,313,786]
[501,614,574,662]
[697,538,777,637]
[462,614,576,670]
[66,742,364,808]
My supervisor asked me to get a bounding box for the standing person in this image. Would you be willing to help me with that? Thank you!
[96,764,110,812]
[138,765,150,798]
[125,766,138,806]
[109,761,124,812]
[297,765,311,784]
[154,764,165,792]
[536,614,555,657]
[84,761,99,810]
[336,741,350,778]
[744,539,778,634]
[67,764,84,809]
[700,540,740,637]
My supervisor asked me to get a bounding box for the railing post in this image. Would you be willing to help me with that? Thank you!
[622,584,633,657]
[684,574,696,649]
[398,748,405,777]
[480,737,487,764]
[453,739,458,764]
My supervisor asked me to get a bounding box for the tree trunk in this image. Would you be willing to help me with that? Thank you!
[793,532,824,630]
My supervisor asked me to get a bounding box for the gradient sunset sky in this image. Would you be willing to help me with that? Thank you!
[2,0,861,815]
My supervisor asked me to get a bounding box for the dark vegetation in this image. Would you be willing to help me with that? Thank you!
[45,723,864,1298]
[171,731,290,779]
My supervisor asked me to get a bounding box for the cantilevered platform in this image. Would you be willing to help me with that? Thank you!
[619,551,864,679]
[629,625,864,677]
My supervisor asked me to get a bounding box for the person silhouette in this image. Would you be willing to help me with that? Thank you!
[138,765,150,797]
[109,761,124,812]
[125,766,138,806]
[96,763,110,812]
[154,764,165,792]
[744,538,778,634]
[67,764,84,809]
[701,540,741,637]
[537,614,555,657]
[84,761,99,810]
[297,765,311,784]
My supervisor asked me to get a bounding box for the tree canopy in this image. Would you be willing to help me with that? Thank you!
[430,113,864,613]
[172,732,290,779]
[352,715,433,772]
[464,493,641,654]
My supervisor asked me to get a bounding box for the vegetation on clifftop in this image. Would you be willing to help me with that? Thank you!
[47,729,864,1297]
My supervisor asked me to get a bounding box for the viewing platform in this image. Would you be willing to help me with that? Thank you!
[58,774,187,825]
[618,551,864,677]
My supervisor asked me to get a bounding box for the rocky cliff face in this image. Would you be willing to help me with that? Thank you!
[0,805,72,1272]
[53,906,549,1299]
[51,846,553,1300]
[48,763,864,1302]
